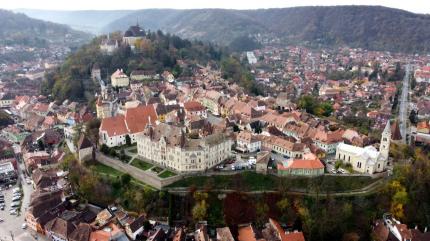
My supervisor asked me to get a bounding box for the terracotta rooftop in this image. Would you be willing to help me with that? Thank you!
[100,115,128,137]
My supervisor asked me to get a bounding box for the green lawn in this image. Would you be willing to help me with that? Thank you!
[152,166,164,174]
[89,162,154,189]
[158,170,177,178]
[167,172,378,192]
[131,158,154,171]
[128,148,138,154]
[90,162,124,177]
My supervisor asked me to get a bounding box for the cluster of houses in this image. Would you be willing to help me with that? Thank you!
[25,168,170,241]
[95,42,399,176]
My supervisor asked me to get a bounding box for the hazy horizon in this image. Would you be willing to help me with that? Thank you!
[2,0,430,14]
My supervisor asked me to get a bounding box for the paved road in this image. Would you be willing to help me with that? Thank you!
[0,162,37,241]
[398,64,411,144]
[167,177,386,197]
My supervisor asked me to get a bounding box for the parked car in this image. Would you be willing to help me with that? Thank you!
[26,179,32,185]
[10,201,20,208]
[12,196,21,202]
[9,209,17,215]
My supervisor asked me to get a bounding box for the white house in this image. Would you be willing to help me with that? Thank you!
[111,69,130,87]
[236,131,261,153]
[125,215,146,240]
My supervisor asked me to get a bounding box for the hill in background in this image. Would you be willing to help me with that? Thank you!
[0,9,91,48]
[17,6,430,53]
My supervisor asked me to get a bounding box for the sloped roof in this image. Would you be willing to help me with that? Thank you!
[69,223,92,241]
[45,217,76,239]
[125,104,158,134]
[78,135,93,150]
[100,115,128,137]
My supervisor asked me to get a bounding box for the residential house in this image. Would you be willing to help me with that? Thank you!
[236,131,261,153]
[23,151,52,172]
[313,129,344,154]
[125,215,146,240]
[200,90,222,116]
[25,190,65,234]
[277,153,324,176]
[45,217,76,241]
[0,93,14,107]
[69,223,92,241]
[90,223,129,241]
[111,69,130,88]
[184,101,207,118]
[216,227,235,241]
[263,219,305,241]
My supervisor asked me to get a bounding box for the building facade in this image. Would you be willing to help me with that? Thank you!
[111,69,130,87]
[137,123,232,173]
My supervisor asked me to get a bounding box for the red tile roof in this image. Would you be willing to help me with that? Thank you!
[184,101,205,112]
[278,157,324,170]
[100,115,128,137]
[125,104,157,134]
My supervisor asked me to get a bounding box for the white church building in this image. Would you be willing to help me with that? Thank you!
[335,120,391,174]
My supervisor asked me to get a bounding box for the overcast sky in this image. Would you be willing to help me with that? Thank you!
[2,0,430,14]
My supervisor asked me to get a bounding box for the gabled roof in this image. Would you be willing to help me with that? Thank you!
[184,101,205,112]
[125,104,158,134]
[45,217,76,239]
[69,223,92,241]
[78,135,93,150]
[100,115,128,137]
[129,214,146,233]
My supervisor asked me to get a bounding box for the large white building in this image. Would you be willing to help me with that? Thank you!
[111,69,130,87]
[335,121,391,174]
[137,123,232,173]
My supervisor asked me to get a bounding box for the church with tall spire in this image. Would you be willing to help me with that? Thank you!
[334,120,391,174]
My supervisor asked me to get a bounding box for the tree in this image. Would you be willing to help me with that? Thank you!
[125,135,131,146]
[37,139,45,151]
[100,144,109,154]
[121,173,132,186]
[192,199,208,221]
[409,110,418,125]
[192,192,209,221]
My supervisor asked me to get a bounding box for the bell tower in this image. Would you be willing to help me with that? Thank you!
[380,120,391,160]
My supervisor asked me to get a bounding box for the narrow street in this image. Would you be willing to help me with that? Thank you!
[0,162,37,241]
[398,64,411,144]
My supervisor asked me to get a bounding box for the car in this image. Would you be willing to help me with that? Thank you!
[21,223,27,229]
[0,218,3,223]
[0,206,4,211]
[9,209,17,215]
[26,179,32,185]
[12,197,21,202]
[10,202,20,208]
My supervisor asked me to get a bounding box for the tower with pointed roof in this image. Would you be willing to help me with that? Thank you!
[380,120,391,160]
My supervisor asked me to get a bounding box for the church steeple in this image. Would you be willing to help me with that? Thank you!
[380,120,391,160]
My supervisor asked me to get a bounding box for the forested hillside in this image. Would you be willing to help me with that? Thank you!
[41,31,225,102]
[0,9,91,47]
